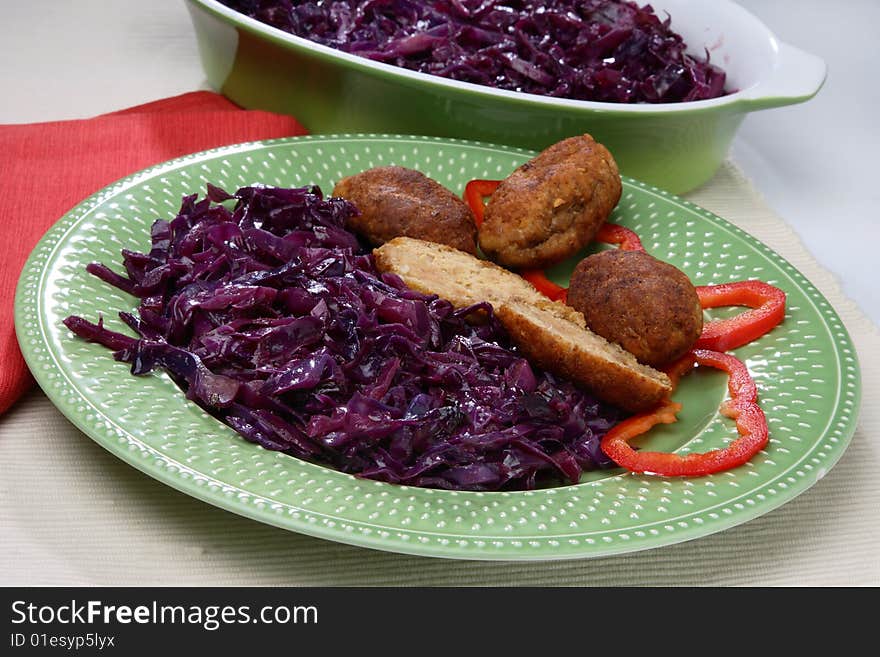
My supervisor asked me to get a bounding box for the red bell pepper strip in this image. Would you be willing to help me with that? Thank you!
[600,349,768,477]
[663,351,699,387]
[592,353,696,470]
[520,270,568,303]
[463,179,501,228]
[595,222,646,252]
[696,280,786,352]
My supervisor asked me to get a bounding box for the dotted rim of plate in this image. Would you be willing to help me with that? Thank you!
[14,134,861,560]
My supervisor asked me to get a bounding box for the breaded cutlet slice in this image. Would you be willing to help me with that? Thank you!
[373,237,672,413]
[374,235,560,316]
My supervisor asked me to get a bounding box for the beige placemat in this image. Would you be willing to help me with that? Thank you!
[2,162,877,586]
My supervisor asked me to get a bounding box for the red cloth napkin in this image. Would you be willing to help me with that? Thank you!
[0,92,308,415]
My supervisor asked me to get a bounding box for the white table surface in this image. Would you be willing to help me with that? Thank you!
[3,0,877,321]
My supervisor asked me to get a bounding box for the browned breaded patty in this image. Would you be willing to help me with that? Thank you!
[567,249,703,367]
[332,166,477,253]
[495,299,671,413]
[478,134,622,270]
[373,237,672,413]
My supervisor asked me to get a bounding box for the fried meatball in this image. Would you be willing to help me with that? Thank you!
[478,134,622,270]
[566,249,703,367]
[332,166,477,253]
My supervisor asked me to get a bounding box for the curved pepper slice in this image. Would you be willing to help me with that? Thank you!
[592,353,696,460]
[600,349,768,477]
[696,280,786,352]
[595,222,646,252]
[520,270,568,302]
[463,179,500,228]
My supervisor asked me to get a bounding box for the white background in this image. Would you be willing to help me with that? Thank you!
[3,0,878,325]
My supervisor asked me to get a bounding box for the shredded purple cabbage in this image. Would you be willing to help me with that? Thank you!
[64,184,622,491]
[220,0,727,103]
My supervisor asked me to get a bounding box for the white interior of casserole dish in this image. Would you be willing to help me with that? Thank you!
[649,0,825,105]
[193,0,826,112]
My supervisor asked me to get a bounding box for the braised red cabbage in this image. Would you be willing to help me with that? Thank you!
[64,183,622,491]
[220,0,727,103]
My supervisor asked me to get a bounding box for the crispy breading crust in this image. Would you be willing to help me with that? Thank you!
[373,237,671,413]
[479,134,622,270]
[495,299,672,412]
[568,250,704,367]
[333,166,478,254]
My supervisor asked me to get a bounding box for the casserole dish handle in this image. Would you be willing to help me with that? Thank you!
[739,41,827,109]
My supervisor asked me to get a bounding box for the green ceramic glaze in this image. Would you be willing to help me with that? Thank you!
[184,0,825,194]
[15,135,859,561]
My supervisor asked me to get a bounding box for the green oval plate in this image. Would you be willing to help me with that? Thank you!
[15,134,860,561]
